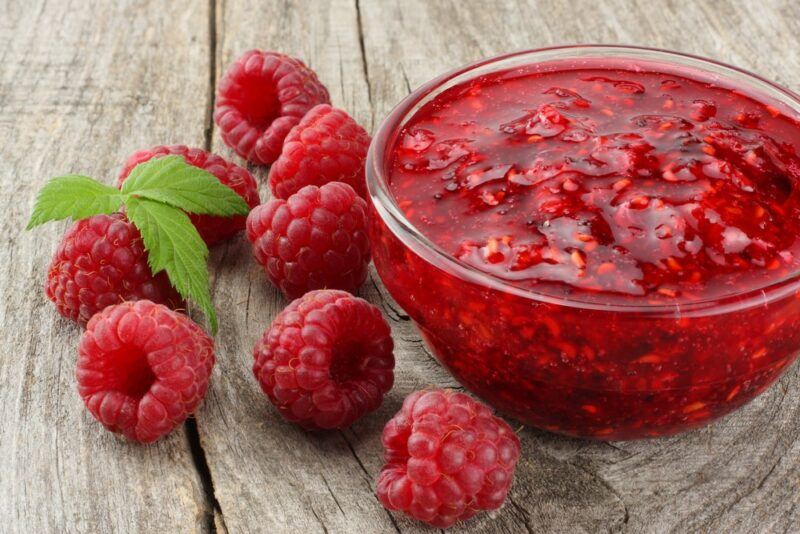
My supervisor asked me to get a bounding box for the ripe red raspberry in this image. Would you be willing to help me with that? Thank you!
[246,182,371,299]
[77,300,215,443]
[268,104,371,199]
[214,50,330,165]
[377,389,521,528]
[252,289,394,430]
[46,213,181,324]
[118,145,260,246]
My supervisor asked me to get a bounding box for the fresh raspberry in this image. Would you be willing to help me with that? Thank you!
[118,145,260,246]
[377,389,521,528]
[268,104,371,199]
[46,213,182,324]
[77,300,215,443]
[252,289,394,430]
[214,50,330,165]
[246,182,371,299]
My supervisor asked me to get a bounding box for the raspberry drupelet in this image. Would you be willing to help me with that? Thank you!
[246,182,371,299]
[118,145,260,246]
[46,213,181,324]
[377,389,521,528]
[268,104,372,199]
[76,300,215,443]
[214,50,330,165]
[252,289,394,430]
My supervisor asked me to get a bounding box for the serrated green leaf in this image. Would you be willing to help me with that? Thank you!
[125,196,218,334]
[122,155,250,217]
[26,175,124,229]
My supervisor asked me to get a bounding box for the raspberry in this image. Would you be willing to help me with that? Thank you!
[46,213,181,324]
[214,50,330,165]
[246,182,371,299]
[377,389,521,528]
[268,104,371,199]
[118,145,260,246]
[77,300,215,443]
[252,289,394,430]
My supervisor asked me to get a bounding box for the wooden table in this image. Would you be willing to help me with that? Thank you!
[2,1,799,532]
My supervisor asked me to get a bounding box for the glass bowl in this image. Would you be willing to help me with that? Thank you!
[366,45,800,439]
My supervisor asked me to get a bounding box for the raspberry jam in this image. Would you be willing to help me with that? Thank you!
[369,48,800,439]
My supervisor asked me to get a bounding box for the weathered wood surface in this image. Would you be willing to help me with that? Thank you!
[0,1,214,532]
[2,0,799,532]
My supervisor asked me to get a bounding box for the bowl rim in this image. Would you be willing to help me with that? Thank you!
[366,44,800,316]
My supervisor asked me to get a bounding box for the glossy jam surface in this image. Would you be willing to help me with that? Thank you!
[389,64,800,303]
[371,57,800,439]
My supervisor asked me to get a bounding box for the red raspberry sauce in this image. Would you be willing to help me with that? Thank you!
[390,66,800,302]
[372,60,800,439]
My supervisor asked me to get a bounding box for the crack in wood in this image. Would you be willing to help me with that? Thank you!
[309,505,331,534]
[755,457,781,491]
[368,275,410,322]
[569,458,630,531]
[321,475,346,516]
[507,496,535,534]
[354,0,374,132]
[338,430,402,533]
[187,2,228,532]
[204,0,218,152]
[400,66,412,95]
[186,416,227,534]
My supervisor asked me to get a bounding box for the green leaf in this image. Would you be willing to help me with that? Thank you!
[125,196,218,334]
[26,175,124,229]
[121,155,250,217]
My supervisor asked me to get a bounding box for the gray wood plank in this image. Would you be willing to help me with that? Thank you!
[197,1,407,533]
[0,0,214,532]
[4,0,800,532]
[357,1,800,533]
[201,0,800,532]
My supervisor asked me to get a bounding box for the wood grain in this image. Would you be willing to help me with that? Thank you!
[196,1,406,532]
[357,2,800,532]
[2,0,800,532]
[0,0,215,532]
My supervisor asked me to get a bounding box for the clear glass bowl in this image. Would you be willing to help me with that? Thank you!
[366,45,800,439]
